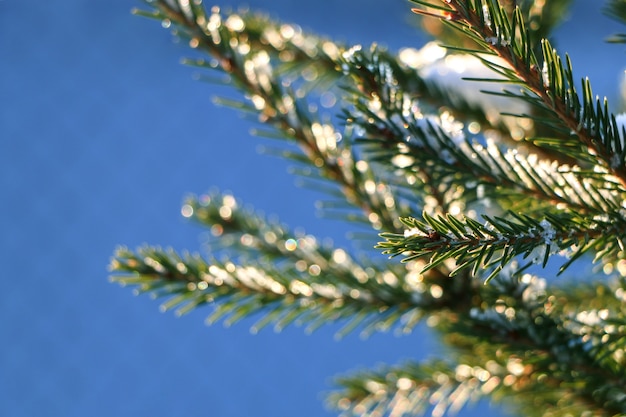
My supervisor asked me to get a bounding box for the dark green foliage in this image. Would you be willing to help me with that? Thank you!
[605,0,626,43]
[111,1,626,416]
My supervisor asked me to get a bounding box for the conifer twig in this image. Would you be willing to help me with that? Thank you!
[135,0,414,233]
[411,0,626,188]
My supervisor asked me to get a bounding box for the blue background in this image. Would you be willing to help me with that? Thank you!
[1,1,623,416]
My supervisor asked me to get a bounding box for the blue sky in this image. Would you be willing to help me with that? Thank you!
[1,1,623,416]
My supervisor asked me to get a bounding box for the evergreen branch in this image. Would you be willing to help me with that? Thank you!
[335,41,626,219]
[413,0,573,58]
[184,190,473,307]
[136,0,591,235]
[183,191,377,267]
[441,273,626,416]
[136,0,562,231]
[340,44,520,143]
[330,273,626,417]
[135,0,339,84]
[378,212,626,281]
[109,244,449,338]
[188,190,479,310]
[345,74,625,217]
[329,360,496,417]
[135,0,417,233]
[110,193,481,337]
[411,0,626,188]
[339,44,580,171]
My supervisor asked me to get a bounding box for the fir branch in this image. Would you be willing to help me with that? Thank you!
[136,0,562,231]
[441,273,626,416]
[345,76,625,218]
[111,193,481,337]
[340,44,519,142]
[187,190,476,306]
[110,243,442,338]
[338,44,579,178]
[378,212,626,280]
[135,0,418,233]
[331,273,626,416]
[329,360,496,417]
[414,0,573,57]
[183,191,379,267]
[411,0,626,188]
